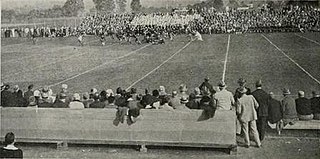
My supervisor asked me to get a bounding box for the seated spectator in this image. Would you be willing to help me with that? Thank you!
[27,96,38,107]
[24,84,34,104]
[69,93,85,109]
[213,81,235,110]
[268,92,282,135]
[15,90,28,107]
[280,88,298,130]
[52,93,69,108]
[11,85,22,107]
[82,92,93,108]
[159,86,168,104]
[295,91,313,120]
[177,84,189,100]
[175,96,190,110]
[41,86,54,104]
[0,132,23,158]
[199,95,216,118]
[169,91,180,109]
[100,90,108,105]
[1,84,12,107]
[105,96,117,109]
[38,93,53,108]
[186,93,200,109]
[89,93,106,108]
[33,89,41,105]
[193,87,202,102]
[199,77,215,96]
[149,89,161,109]
[115,90,128,107]
[141,89,153,108]
[159,96,174,111]
[311,91,320,120]
[89,88,98,99]
[106,89,114,98]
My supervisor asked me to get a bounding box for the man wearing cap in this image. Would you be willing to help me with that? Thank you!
[295,91,313,120]
[251,80,270,141]
[213,81,235,110]
[281,88,298,128]
[199,78,216,96]
[69,93,85,109]
[311,91,320,120]
[234,78,251,100]
[236,87,261,148]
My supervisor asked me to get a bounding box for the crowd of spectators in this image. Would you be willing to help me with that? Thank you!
[1,26,77,38]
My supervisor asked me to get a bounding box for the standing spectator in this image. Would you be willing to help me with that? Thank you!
[199,78,215,96]
[268,92,283,135]
[0,132,23,158]
[213,81,235,110]
[1,84,13,107]
[311,91,320,120]
[24,84,34,104]
[280,88,298,133]
[236,87,261,148]
[234,78,251,100]
[295,91,313,120]
[251,80,270,141]
[69,93,85,109]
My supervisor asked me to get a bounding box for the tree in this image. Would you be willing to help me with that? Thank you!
[131,0,141,12]
[93,0,115,13]
[63,0,85,17]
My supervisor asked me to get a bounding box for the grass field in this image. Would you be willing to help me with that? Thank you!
[1,32,320,98]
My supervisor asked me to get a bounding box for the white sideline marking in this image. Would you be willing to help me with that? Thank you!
[294,33,320,46]
[48,44,152,87]
[262,34,320,85]
[126,41,193,91]
[222,35,231,82]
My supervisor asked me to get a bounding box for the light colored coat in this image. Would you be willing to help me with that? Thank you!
[69,101,85,109]
[236,94,259,122]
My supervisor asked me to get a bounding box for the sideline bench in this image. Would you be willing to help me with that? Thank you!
[268,120,320,130]
[0,107,237,154]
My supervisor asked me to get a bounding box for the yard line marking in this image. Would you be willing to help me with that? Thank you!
[126,40,193,91]
[222,34,231,82]
[48,44,152,88]
[262,34,320,85]
[294,33,320,46]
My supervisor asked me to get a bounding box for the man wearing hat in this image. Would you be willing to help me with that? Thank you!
[236,87,261,148]
[199,78,216,96]
[251,80,270,141]
[295,91,313,120]
[234,78,251,100]
[280,88,298,129]
[311,91,320,120]
[213,81,235,110]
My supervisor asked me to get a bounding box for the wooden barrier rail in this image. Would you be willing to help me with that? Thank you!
[0,107,237,154]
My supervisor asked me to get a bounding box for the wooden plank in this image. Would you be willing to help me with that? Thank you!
[268,120,320,130]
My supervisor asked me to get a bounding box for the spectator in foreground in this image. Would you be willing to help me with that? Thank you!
[311,91,320,120]
[69,93,85,109]
[268,92,282,135]
[213,81,235,110]
[295,91,313,120]
[236,87,261,148]
[251,80,270,141]
[0,132,23,158]
[280,88,298,132]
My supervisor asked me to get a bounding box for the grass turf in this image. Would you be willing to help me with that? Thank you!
[1,33,320,99]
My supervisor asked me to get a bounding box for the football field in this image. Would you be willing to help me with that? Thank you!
[1,32,320,98]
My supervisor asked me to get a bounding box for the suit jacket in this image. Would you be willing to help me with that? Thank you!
[236,95,259,122]
[252,89,270,117]
[295,97,312,115]
[268,98,282,124]
[281,96,298,119]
